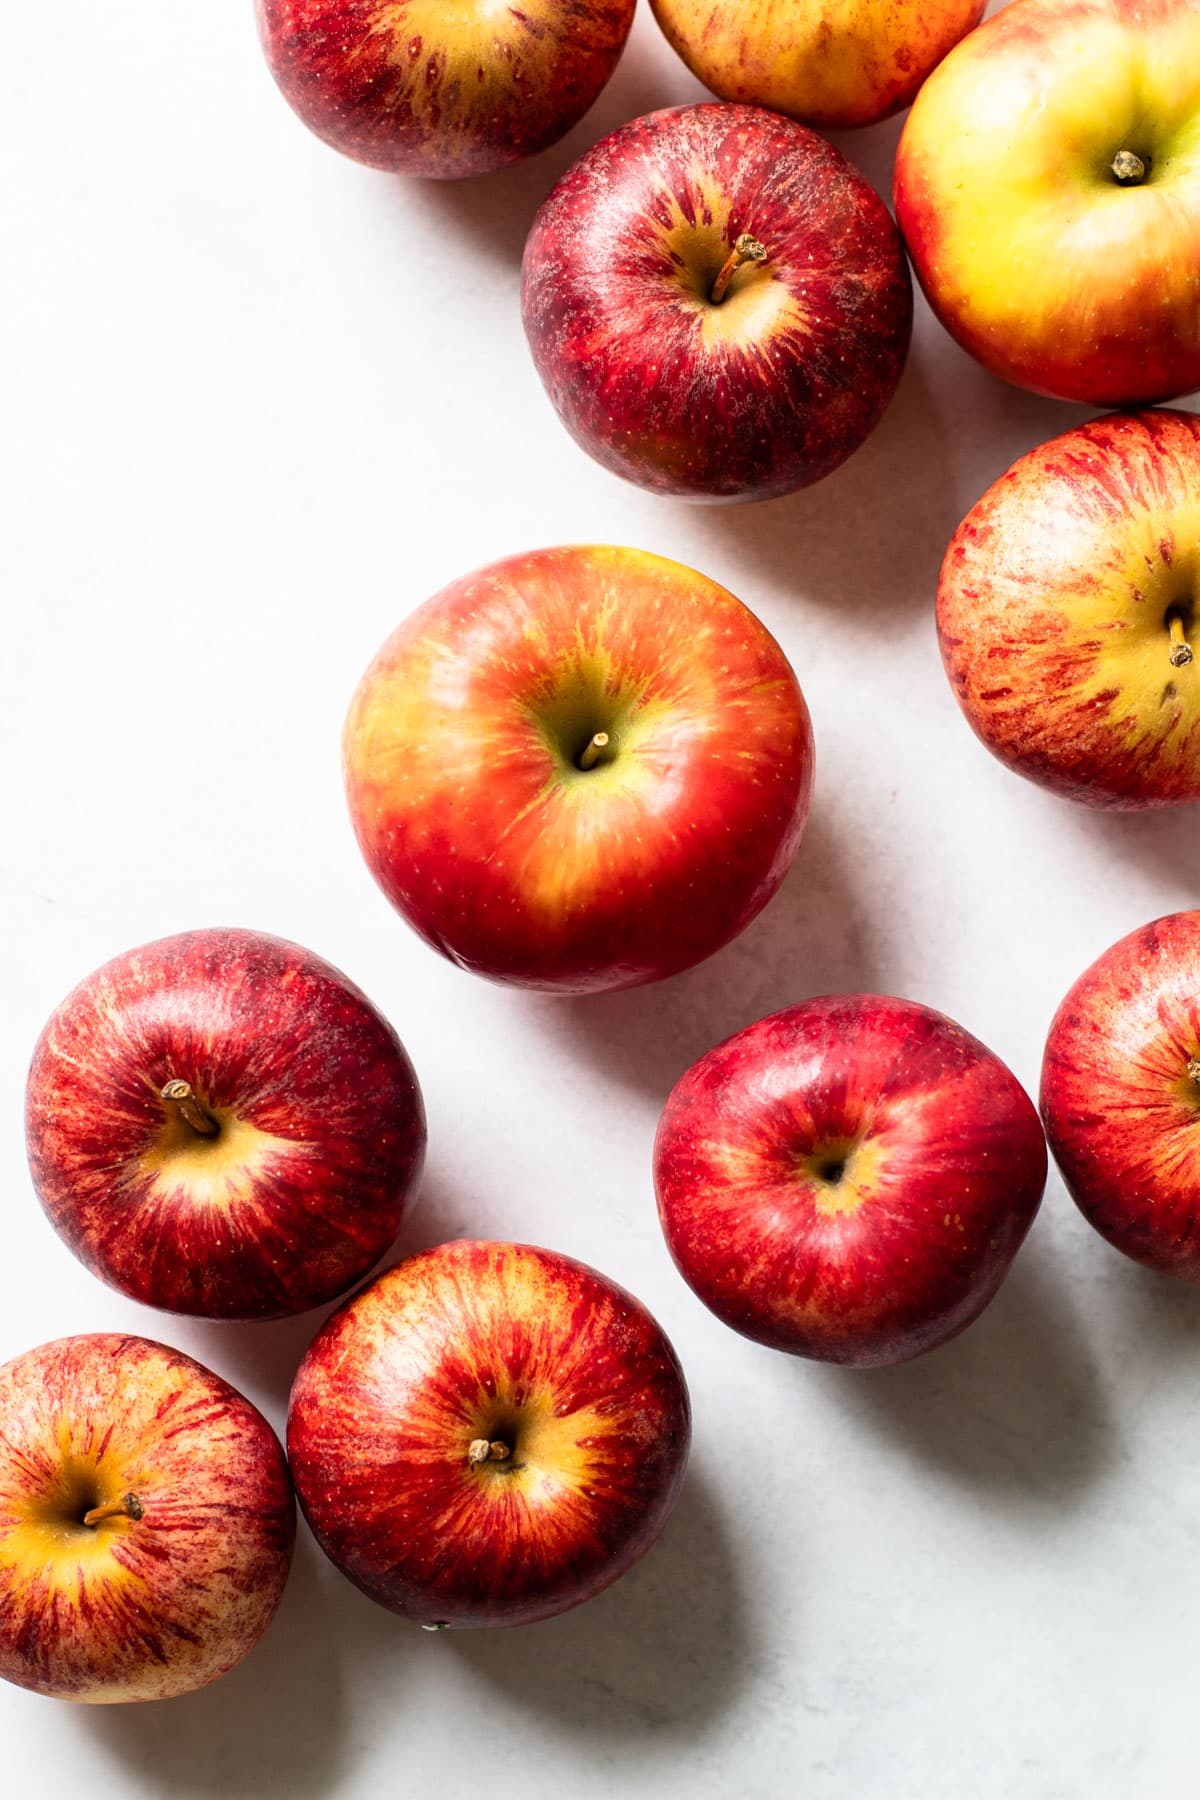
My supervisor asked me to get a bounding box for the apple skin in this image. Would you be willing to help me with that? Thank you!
[0,1334,294,1702]
[895,0,1200,406]
[343,545,814,993]
[26,928,426,1319]
[654,995,1047,1367]
[1041,912,1200,1280]
[253,0,636,179]
[937,410,1200,810]
[649,0,985,130]
[287,1240,691,1628]
[521,104,913,501]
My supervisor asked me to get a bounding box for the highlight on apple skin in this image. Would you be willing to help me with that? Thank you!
[254,0,636,178]
[654,995,1048,1367]
[521,104,913,501]
[0,1334,294,1703]
[26,928,426,1319]
[343,545,815,992]
[287,1240,691,1629]
[1041,911,1200,1281]
[937,410,1200,809]
[649,0,985,130]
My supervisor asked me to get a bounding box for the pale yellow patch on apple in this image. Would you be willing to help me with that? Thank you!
[136,1103,300,1212]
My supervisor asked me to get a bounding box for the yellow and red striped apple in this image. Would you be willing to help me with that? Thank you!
[0,1335,294,1702]
[343,545,815,991]
[288,1240,691,1628]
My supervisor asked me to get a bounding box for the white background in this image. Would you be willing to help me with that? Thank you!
[3,3,1198,1795]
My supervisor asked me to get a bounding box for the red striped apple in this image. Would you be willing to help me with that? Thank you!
[287,1240,691,1628]
[938,410,1200,809]
[26,928,426,1319]
[343,545,814,992]
[1041,911,1200,1279]
[655,995,1047,1366]
[254,0,636,178]
[0,1334,294,1702]
[521,104,912,500]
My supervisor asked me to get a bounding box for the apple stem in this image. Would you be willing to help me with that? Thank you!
[577,732,610,773]
[467,1438,512,1466]
[1111,149,1147,185]
[160,1079,220,1137]
[711,234,767,305]
[84,1492,144,1528]
[1188,1059,1200,1086]
[1168,613,1193,668]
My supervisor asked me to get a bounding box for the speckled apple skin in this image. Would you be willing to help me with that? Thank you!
[26,928,426,1319]
[0,1335,294,1702]
[938,410,1200,809]
[254,0,636,177]
[343,544,814,992]
[1041,912,1200,1279]
[655,996,1047,1367]
[521,104,913,501]
[288,1240,691,1628]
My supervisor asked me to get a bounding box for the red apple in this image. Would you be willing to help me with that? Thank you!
[253,0,636,178]
[26,928,425,1319]
[654,995,1047,1366]
[0,1334,294,1702]
[1041,911,1200,1279]
[343,544,814,992]
[895,0,1200,406]
[649,0,985,130]
[287,1240,690,1628]
[521,103,912,500]
[938,410,1200,809]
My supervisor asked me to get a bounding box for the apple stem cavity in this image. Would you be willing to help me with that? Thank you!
[83,1492,144,1528]
[711,234,767,305]
[577,731,611,773]
[1111,149,1148,186]
[1168,612,1194,668]
[1187,1058,1200,1087]
[467,1438,512,1466]
[160,1078,220,1138]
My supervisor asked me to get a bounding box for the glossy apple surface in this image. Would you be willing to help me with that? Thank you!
[895,0,1200,405]
[1041,911,1200,1279]
[521,104,912,500]
[254,0,635,178]
[938,410,1200,809]
[0,1334,294,1702]
[288,1240,690,1628]
[26,928,426,1319]
[343,545,814,992]
[650,0,984,129]
[655,995,1047,1366]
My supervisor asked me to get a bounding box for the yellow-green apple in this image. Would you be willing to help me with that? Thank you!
[0,1334,294,1702]
[649,0,984,130]
[654,995,1047,1367]
[343,545,814,991]
[895,0,1200,406]
[1041,911,1200,1279]
[287,1240,690,1628]
[25,928,425,1319]
[521,103,912,500]
[938,411,1200,809]
[254,0,636,178]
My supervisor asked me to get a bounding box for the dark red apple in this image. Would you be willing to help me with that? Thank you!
[0,1334,293,1702]
[1041,910,1200,1279]
[254,0,636,178]
[26,928,426,1319]
[654,995,1047,1366]
[521,103,913,500]
[287,1240,691,1628]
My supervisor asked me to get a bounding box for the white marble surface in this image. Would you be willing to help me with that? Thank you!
[4,3,1199,1794]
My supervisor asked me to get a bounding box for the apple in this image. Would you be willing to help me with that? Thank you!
[1041,911,1200,1280]
[343,544,815,992]
[649,0,985,130]
[895,0,1200,406]
[287,1240,690,1628]
[654,995,1048,1366]
[938,410,1200,809]
[0,1333,294,1702]
[26,928,426,1319]
[253,0,636,179]
[521,103,913,500]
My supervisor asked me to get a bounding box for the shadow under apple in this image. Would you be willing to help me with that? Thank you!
[1064,800,1200,908]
